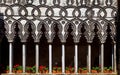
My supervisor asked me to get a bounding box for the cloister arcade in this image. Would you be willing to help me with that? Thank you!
[0,0,118,74]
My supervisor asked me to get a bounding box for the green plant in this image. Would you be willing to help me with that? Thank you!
[82,67,87,70]
[108,66,112,71]
[31,66,36,73]
[104,67,108,70]
[6,66,9,70]
[104,66,113,73]
[26,66,32,72]
[57,67,61,71]
[53,66,57,71]
[13,64,22,71]
[92,67,100,71]
[44,67,48,71]
[65,67,69,70]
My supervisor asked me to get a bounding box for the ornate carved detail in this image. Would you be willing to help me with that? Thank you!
[71,19,82,43]
[84,20,95,43]
[59,18,69,43]
[0,0,117,43]
[44,19,55,43]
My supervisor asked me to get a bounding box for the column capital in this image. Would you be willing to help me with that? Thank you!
[88,43,92,45]
[61,42,66,44]
[87,41,92,44]
[113,41,116,44]
[8,40,13,43]
[22,42,26,44]
[8,42,13,43]
[48,42,52,44]
[100,41,105,44]
[74,42,79,45]
[34,42,39,44]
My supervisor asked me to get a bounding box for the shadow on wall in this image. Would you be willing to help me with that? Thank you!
[116,10,120,74]
[0,13,9,73]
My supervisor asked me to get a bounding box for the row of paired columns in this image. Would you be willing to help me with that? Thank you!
[8,42,117,74]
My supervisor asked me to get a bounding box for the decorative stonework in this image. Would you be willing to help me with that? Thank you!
[0,0,117,43]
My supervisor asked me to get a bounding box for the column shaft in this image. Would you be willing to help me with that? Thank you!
[101,43,104,73]
[49,44,52,73]
[9,42,13,73]
[99,49,101,66]
[112,47,114,71]
[88,44,91,73]
[22,44,26,73]
[114,43,117,73]
[36,44,39,73]
[62,44,65,73]
[75,44,78,73]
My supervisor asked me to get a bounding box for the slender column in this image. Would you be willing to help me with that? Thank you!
[22,43,26,73]
[112,46,114,71]
[62,44,65,73]
[87,43,91,73]
[35,43,39,73]
[99,49,101,67]
[113,43,117,73]
[75,44,78,73]
[101,43,104,73]
[49,44,52,73]
[9,42,13,73]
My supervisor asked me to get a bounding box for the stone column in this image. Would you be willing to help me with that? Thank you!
[74,43,78,73]
[62,43,65,73]
[9,42,13,73]
[99,48,101,67]
[113,42,117,73]
[112,44,114,71]
[35,43,39,73]
[87,43,91,73]
[49,43,52,74]
[101,43,104,73]
[22,43,26,73]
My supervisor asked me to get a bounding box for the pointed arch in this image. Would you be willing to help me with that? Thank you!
[52,21,63,41]
[64,21,74,42]
[78,21,89,34]
[11,20,23,40]
[24,20,36,42]
[80,20,92,43]
[37,20,49,42]
[78,22,89,42]
[104,21,116,42]
[90,20,102,34]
